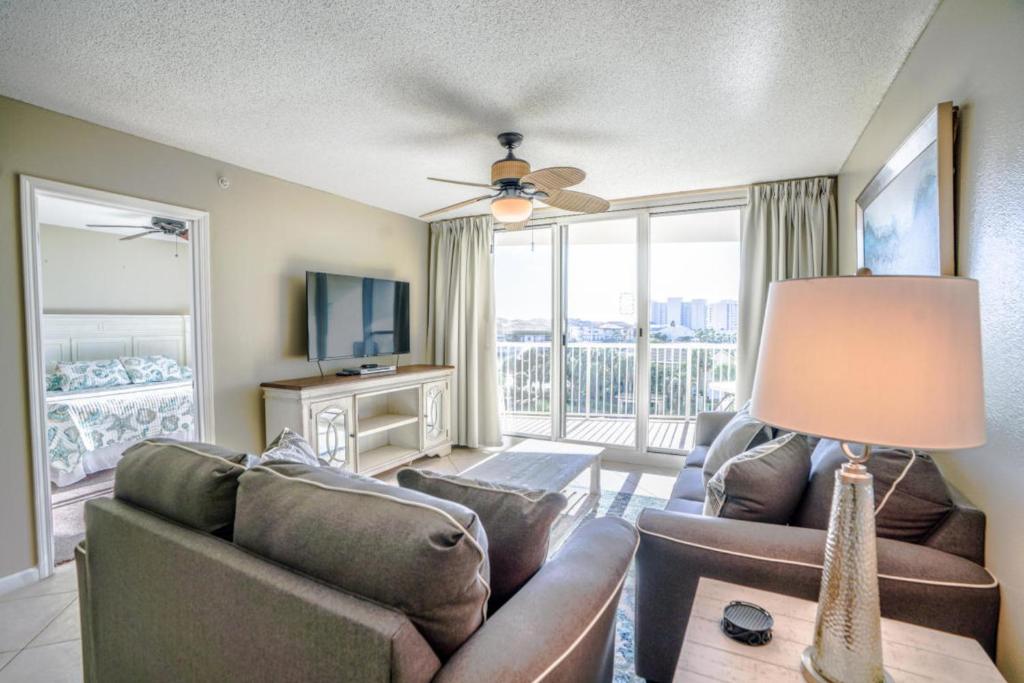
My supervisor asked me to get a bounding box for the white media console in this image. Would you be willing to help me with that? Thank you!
[261,364,454,476]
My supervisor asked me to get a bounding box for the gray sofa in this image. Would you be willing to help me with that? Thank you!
[76,448,638,683]
[634,411,1001,683]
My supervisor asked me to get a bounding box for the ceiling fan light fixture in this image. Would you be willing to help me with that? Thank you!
[490,195,533,224]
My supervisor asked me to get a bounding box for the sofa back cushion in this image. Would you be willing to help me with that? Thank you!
[114,438,248,536]
[703,432,811,523]
[793,439,955,543]
[233,462,490,660]
[702,402,773,482]
[397,468,566,612]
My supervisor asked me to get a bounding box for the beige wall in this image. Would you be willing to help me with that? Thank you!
[837,0,1024,677]
[0,96,427,578]
[41,223,192,314]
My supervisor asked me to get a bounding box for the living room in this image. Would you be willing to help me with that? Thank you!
[0,1,1021,681]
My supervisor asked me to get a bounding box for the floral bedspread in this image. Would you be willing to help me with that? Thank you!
[47,382,195,483]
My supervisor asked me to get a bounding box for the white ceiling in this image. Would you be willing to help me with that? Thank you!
[0,1,938,220]
[38,195,186,244]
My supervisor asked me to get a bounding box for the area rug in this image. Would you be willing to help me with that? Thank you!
[555,481,668,683]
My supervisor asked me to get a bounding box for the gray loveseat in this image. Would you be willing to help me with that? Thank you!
[76,441,638,683]
[634,411,1001,683]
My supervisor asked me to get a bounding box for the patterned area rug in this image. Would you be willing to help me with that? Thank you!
[553,482,668,683]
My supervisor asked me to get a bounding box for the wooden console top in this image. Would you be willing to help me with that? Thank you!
[260,364,454,391]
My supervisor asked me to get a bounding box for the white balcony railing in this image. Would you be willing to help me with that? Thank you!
[497,341,738,421]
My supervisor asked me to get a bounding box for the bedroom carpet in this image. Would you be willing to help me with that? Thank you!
[51,471,115,565]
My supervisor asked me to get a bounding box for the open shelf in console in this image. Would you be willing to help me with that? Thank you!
[354,385,422,474]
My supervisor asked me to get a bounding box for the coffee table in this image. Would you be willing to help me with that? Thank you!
[462,439,602,494]
[674,578,1004,682]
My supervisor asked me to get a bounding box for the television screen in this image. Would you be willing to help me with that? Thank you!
[306,272,411,361]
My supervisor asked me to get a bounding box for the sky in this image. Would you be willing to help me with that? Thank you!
[494,212,740,324]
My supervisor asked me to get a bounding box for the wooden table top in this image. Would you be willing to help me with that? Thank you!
[260,364,454,390]
[674,578,1004,682]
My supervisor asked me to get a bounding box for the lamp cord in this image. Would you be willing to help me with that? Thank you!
[875,449,916,516]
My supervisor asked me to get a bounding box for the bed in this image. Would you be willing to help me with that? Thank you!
[43,314,196,487]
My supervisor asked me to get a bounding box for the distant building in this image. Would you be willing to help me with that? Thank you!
[707,300,739,332]
[682,299,708,330]
[667,297,685,326]
[650,301,668,325]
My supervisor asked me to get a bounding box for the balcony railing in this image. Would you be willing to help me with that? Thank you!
[497,341,738,422]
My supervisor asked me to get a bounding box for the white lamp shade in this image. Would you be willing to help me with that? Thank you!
[490,196,533,223]
[750,275,985,450]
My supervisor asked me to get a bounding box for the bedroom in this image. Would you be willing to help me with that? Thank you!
[35,192,205,564]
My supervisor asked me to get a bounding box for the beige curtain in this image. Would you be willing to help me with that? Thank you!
[427,215,501,447]
[737,177,838,404]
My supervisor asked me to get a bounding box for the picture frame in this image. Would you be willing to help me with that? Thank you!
[856,101,957,276]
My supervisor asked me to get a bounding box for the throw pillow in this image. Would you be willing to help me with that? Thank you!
[115,438,249,536]
[703,432,811,523]
[234,462,490,659]
[120,355,186,384]
[260,428,320,467]
[702,401,773,482]
[56,359,131,392]
[792,439,954,543]
[397,468,568,612]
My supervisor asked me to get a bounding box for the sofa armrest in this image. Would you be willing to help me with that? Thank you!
[634,509,1000,682]
[694,411,735,447]
[435,517,638,683]
[924,482,987,565]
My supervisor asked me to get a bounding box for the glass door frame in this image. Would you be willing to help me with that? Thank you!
[495,190,747,466]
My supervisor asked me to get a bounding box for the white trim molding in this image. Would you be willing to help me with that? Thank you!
[19,175,215,580]
[0,567,42,597]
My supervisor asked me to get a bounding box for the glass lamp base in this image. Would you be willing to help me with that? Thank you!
[801,647,893,683]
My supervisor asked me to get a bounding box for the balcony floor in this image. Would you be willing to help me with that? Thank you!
[502,415,695,451]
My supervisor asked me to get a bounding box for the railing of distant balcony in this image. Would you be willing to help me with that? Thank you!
[497,341,738,421]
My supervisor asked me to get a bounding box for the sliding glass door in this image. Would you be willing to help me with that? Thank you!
[562,218,638,447]
[494,227,554,437]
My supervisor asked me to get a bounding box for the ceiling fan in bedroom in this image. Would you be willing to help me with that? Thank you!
[420,132,611,230]
[86,217,189,241]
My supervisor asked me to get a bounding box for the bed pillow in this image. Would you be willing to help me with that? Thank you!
[397,468,568,612]
[259,428,320,467]
[120,355,186,384]
[55,359,131,392]
[702,401,773,482]
[703,432,811,523]
[235,462,490,659]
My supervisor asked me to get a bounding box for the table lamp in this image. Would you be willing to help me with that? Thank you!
[750,272,985,683]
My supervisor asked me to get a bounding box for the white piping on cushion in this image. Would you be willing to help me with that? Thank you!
[405,468,551,503]
[138,439,247,470]
[875,449,916,517]
[637,526,999,590]
[531,530,641,683]
[250,465,492,614]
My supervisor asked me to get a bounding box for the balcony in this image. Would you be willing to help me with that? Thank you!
[498,341,738,451]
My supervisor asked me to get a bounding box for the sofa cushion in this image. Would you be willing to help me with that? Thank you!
[703,432,811,523]
[234,462,490,659]
[684,445,709,468]
[397,468,567,612]
[259,427,320,467]
[702,402,772,482]
[665,498,704,515]
[114,438,248,536]
[669,467,707,503]
[792,439,955,543]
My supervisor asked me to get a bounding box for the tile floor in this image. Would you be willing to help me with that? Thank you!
[0,444,680,682]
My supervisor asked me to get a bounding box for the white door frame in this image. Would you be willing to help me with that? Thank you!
[19,175,215,579]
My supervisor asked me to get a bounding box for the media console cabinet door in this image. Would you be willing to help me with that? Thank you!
[309,397,354,469]
[422,379,450,449]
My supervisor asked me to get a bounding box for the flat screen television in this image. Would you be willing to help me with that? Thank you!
[306,271,411,361]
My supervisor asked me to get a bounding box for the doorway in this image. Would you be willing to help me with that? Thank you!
[20,177,213,578]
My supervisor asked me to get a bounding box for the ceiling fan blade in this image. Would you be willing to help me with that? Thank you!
[119,230,160,241]
[419,194,493,220]
[427,177,496,189]
[87,224,152,229]
[520,167,586,191]
[500,221,527,231]
[541,189,610,214]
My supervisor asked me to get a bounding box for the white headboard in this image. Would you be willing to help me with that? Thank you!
[43,314,192,368]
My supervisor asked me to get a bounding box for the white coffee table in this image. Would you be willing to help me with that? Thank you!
[674,578,1004,682]
[462,439,602,495]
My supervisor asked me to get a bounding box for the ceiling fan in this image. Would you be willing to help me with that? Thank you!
[86,217,189,241]
[421,132,611,230]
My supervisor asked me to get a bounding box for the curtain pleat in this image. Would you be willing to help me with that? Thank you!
[427,216,501,447]
[737,177,838,404]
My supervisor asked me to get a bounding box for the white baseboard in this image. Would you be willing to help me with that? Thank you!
[0,566,41,597]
